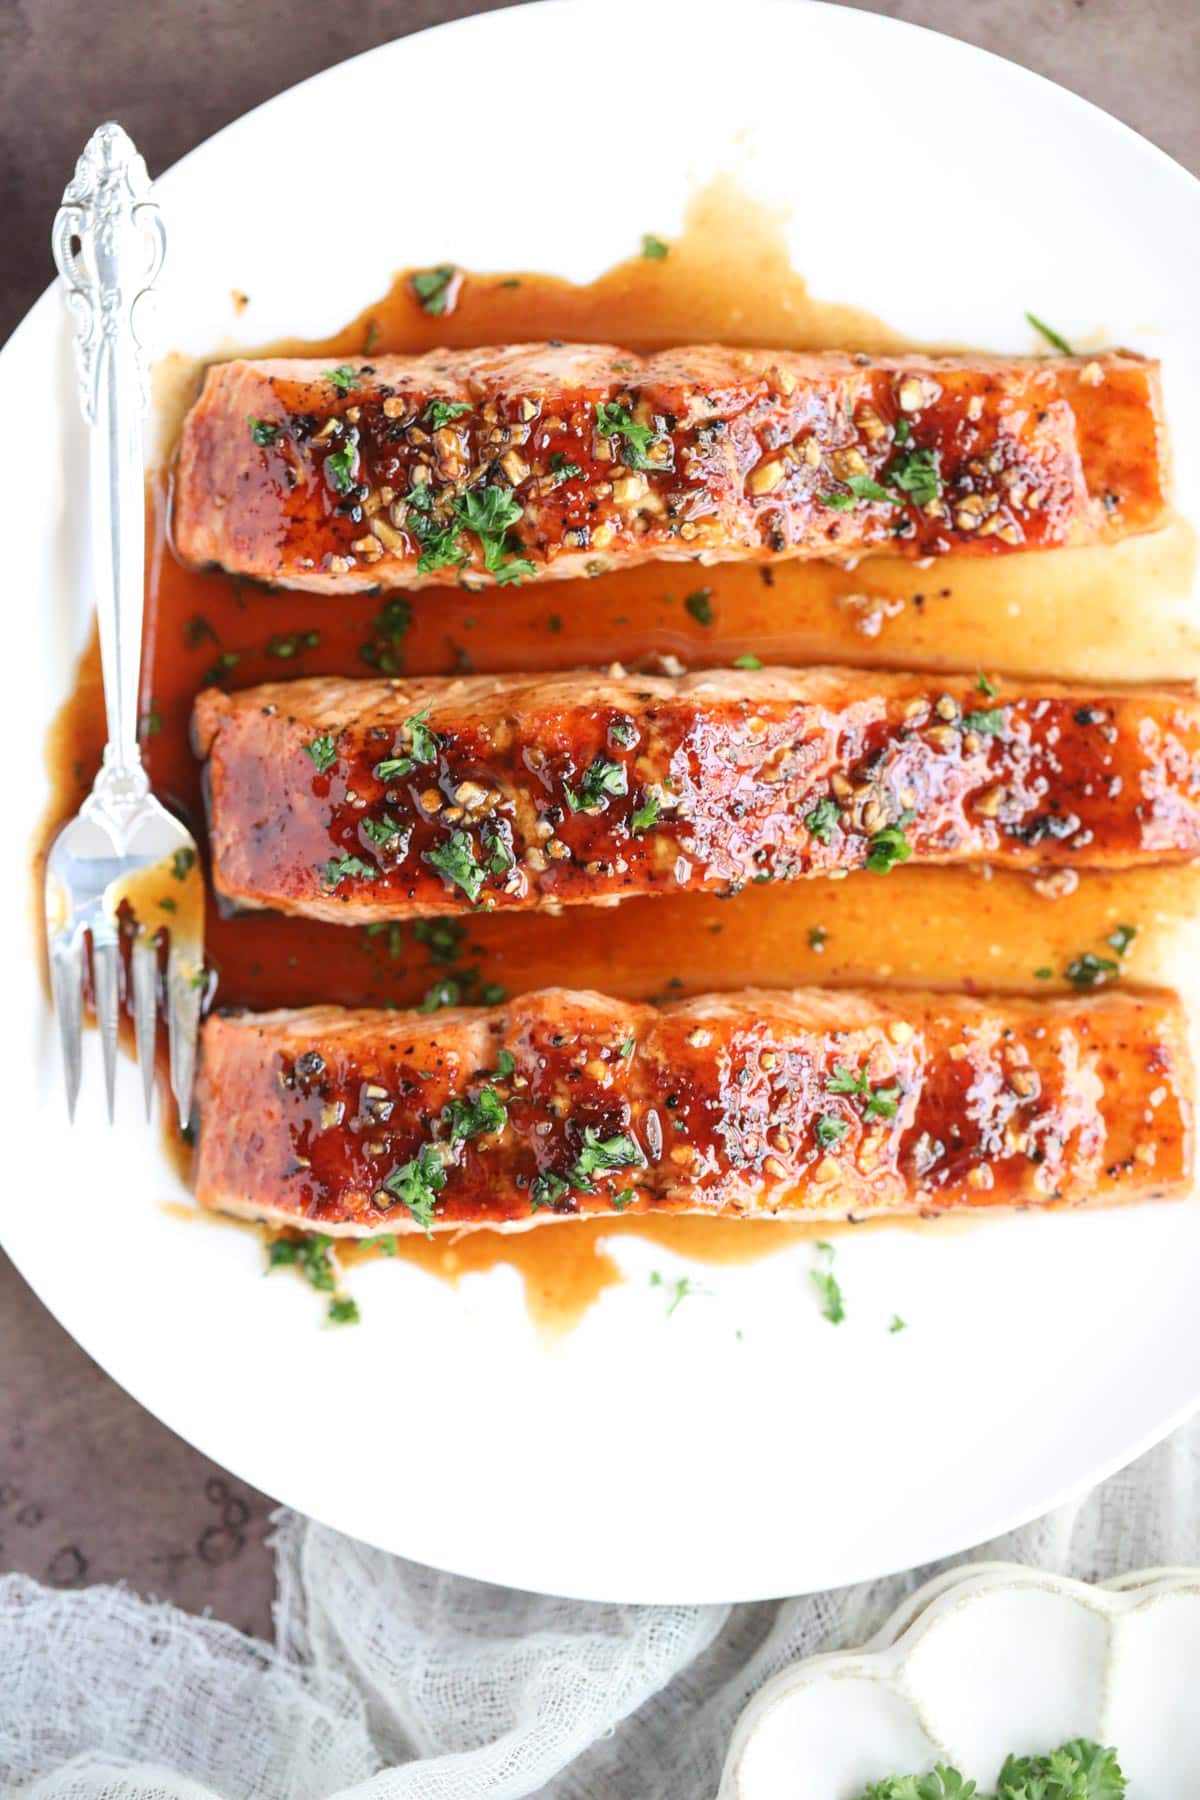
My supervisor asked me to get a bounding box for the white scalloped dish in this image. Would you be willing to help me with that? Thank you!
[721,1563,1200,1797]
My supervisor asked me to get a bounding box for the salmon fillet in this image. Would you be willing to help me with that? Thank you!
[195,986,1193,1233]
[192,667,1200,923]
[173,345,1169,591]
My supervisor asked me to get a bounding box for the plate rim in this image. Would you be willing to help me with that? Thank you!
[7,0,1200,1606]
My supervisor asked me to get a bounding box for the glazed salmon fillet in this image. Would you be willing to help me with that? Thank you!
[192,667,1200,923]
[195,986,1193,1234]
[173,345,1169,592]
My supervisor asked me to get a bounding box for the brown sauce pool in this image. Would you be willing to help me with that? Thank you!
[43,177,1200,1333]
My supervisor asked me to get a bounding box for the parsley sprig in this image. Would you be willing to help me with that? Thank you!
[380,1143,447,1233]
[856,1737,1126,1799]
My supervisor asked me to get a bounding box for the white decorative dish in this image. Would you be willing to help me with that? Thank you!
[721,1562,1200,1797]
[4,0,1200,1604]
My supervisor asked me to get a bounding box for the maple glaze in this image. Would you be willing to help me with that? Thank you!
[40,177,1200,1330]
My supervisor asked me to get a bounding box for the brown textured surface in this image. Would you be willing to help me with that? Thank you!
[4,0,1198,1644]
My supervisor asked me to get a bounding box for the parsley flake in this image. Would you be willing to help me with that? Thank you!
[444,1084,508,1145]
[595,400,662,470]
[425,830,486,904]
[887,446,942,508]
[304,734,337,774]
[1026,311,1074,355]
[684,588,714,626]
[641,233,669,260]
[810,1241,845,1324]
[565,756,628,813]
[247,416,279,446]
[1065,950,1120,989]
[805,797,841,844]
[960,708,1005,735]
[171,847,196,881]
[630,793,661,834]
[424,399,472,429]
[571,1128,644,1190]
[815,1114,849,1150]
[733,653,763,670]
[327,1297,360,1326]
[322,853,377,890]
[410,265,458,316]
[325,436,358,494]
[380,1143,446,1233]
[1107,923,1137,956]
[323,364,357,393]
[865,810,915,874]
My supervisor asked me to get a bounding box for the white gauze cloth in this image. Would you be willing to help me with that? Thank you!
[3,1419,1199,1799]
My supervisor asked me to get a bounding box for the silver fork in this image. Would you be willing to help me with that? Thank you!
[45,122,204,1125]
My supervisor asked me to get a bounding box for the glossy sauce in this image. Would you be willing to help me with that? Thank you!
[42,177,1200,1332]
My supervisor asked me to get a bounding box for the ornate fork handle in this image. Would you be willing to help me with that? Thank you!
[52,122,166,839]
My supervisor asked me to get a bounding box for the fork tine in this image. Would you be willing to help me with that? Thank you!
[49,932,85,1121]
[91,930,121,1122]
[131,938,159,1119]
[166,942,202,1128]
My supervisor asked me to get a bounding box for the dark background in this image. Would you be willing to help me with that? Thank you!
[3,0,1198,1643]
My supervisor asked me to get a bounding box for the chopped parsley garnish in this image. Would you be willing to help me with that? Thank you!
[808,925,828,951]
[268,630,320,659]
[610,715,638,748]
[327,1297,360,1326]
[364,920,404,961]
[865,810,915,873]
[1026,311,1074,355]
[425,830,486,903]
[359,596,412,675]
[304,734,337,774]
[889,1314,907,1334]
[611,1188,636,1211]
[247,416,279,446]
[650,1271,711,1316]
[960,708,1005,735]
[373,705,439,780]
[410,264,458,316]
[374,1234,398,1256]
[380,1143,446,1233]
[893,417,912,445]
[549,452,583,483]
[417,977,464,1013]
[805,797,841,843]
[1034,966,1054,979]
[415,483,535,584]
[184,614,218,649]
[827,1063,901,1120]
[444,1084,508,1144]
[530,1170,570,1210]
[641,233,669,260]
[733,653,763,670]
[414,917,466,965]
[1107,923,1137,956]
[323,364,357,392]
[171,847,196,881]
[482,825,514,874]
[565,756,628,813]
[630,793,661,834]
[361,815,407,848]
[886,446,941,508]
[976,669,999,697]
[595,400,661,470]
[424,399,472,429]
[820,491,854,511]
[846,473,896,505]
[571,1128,644,1190]
[325,436,358,494]
[268,1234,335,1292]
[322,853,377,890]
[855,1737,1126,1799]
[814,1114,849,1150]
[810,1241,845,1324]
[684,588,714,626]
[494,1049,516,1078]
[1065,950,1120,989]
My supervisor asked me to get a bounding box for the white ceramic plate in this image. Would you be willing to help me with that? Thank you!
[5,0,1200,1603]
[720,1562,1200,1797]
